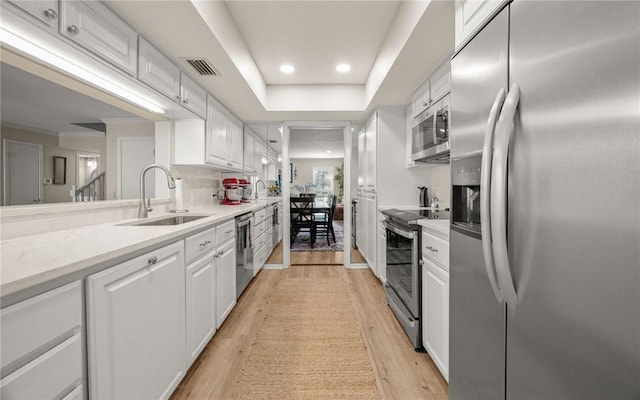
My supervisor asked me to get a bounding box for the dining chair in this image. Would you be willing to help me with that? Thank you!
[313,195,337,246]
[290,197,315,248]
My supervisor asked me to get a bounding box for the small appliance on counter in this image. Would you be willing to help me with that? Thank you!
[216,178,243,205]
[418,186,429,207]
[239,178,252,202]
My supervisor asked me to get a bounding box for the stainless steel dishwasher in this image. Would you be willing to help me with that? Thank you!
[235,212,254,299]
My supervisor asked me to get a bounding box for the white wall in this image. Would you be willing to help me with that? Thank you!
[290,157,343,199]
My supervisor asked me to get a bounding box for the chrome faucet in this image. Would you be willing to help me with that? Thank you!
[138,164,176,218]
[255,179,266,199]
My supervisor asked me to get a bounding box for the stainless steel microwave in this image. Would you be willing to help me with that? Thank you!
[411,94,450,163]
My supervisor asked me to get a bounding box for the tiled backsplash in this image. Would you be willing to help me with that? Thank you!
[171,165,222,209]
[429,165,451,209]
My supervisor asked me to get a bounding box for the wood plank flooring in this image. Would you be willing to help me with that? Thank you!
[266,240,367,265]
[170,265,448,400]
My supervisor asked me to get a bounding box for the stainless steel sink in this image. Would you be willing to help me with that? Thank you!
[120,215,211,226]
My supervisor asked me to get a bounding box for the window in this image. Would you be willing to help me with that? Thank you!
[312,167,334,203]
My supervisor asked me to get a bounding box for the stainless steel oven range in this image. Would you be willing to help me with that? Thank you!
[381,208,449,350]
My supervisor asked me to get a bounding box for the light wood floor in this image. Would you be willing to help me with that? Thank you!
[265,240,367,265]
[170,265,448,400]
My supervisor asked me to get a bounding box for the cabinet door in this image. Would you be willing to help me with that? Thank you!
[216,239,236,328]
[357,129,366,188]
[254,138,266,179]
[454,0,507,50]
[6,0,59,31]
[422,258,449,381]
[206,98,229,167]
[87,242,185,400]
[138,37,181,101]
[180,72,207,118]
[227,116,243,170]
[365,194,377,271]
[60,0,137,75]
[186,252,216,363]
[365,112,377,189]
[355,197,364,250]
[244,131,256,173]
[412,88,430,117]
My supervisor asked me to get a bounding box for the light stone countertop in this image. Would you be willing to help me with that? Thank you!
[0,198,282,303]
[417,219,450,238]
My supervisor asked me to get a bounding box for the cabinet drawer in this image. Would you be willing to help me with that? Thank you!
[215,220,235,244]
[254,246,266,275]
[254,220,266,238]
[1,281,81,371]
[185,226,216,264]
[422,231,449,270]
[254,231,266,251]
[1,333,82,399]
[254,208,266,223]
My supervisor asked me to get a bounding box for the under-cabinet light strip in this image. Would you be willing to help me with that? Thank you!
[0,28,165,114]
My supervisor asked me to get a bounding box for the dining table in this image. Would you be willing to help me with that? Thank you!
[290,196,331,248]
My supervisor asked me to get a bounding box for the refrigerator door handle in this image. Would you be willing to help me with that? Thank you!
[481,88,507,303]
[491,83,520,312]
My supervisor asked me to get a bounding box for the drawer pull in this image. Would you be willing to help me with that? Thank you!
[148,256,158,265]
[67,25,80,35]
[426,246,439,253]
[225,229,233,236]
[199,240,212,248]
[43,8,57,19]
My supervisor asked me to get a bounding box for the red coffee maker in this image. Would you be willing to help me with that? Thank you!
[217,178,243,205]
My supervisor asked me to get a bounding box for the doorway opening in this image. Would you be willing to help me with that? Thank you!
[282,122,353,267]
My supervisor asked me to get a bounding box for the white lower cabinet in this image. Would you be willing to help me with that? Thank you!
[87,241,185,400]
[185,251,216,364]
[0,281,83,400]
[216,238,236,328]
[422,258,449,381]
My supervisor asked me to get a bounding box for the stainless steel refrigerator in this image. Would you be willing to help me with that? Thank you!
[449,2,640,399]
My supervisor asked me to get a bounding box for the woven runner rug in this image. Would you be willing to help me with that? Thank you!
[231,273,380,399]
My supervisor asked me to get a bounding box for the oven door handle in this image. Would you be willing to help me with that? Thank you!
[383,220,417,240]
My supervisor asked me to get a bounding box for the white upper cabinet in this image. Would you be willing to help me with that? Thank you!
[227,116,244,170]
[412,80,431,117]
[455,0,507,50]
[5,0,59,32]
[357,127,366,188]
[430,64,451,103]
[205,95,243,171]
[138,36,181,101]
[244,130,257,174]
[59,0,138,75]
[206,96,230,167]
[180,72,207,118]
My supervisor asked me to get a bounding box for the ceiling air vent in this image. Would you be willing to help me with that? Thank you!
[181,58,220,77]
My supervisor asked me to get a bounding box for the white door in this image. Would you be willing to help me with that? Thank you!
[3,139,42,205]
[118,138,154,200]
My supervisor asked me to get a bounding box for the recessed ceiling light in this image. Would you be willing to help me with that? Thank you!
[336,64,351,73]
[280,64,295,74]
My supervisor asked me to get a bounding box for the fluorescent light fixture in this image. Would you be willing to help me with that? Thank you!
[280,64,295,74]
[336,63,351,73]
[326,150,332,154]
[1,28,165,114]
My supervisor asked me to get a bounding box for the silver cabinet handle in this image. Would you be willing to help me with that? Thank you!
[426,246,438,253]
[200,240,211,248]
[67,25,80,35]
[148,256,158,265]
[183,98,189,104]
[225,229,233,236]
[481,89,506,304]
[43,8,57,19]
[491,83,520,313]
[176,95,182,101]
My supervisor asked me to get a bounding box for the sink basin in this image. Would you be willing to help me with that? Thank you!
[120,215,211,226]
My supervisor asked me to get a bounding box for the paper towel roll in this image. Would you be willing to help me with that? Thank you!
[175,178,184,210]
